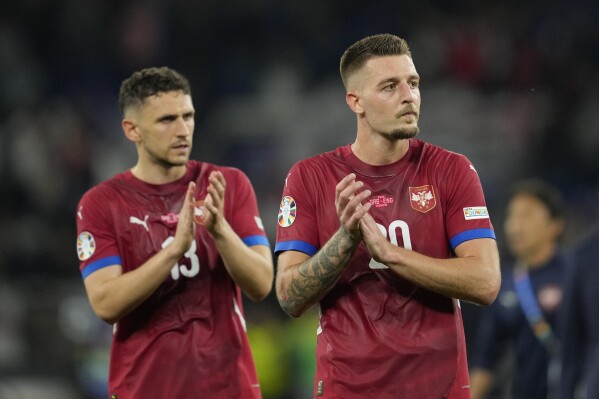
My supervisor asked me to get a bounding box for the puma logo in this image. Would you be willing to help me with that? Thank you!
[129,215,150,232]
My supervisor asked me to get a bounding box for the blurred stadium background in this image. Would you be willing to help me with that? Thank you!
[1,1,598,398]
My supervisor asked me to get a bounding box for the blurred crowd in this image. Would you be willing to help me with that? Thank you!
[1,1,598,398]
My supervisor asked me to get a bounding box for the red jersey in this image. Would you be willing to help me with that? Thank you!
[275,140,495,399]
[76,161,269,399]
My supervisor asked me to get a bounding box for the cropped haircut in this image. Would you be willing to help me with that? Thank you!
[118,67,191,116]
[339,34,412,89]
[509,179,566,220]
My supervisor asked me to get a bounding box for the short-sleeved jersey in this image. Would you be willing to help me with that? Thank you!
[76,160,269,399]
[471,255,565,399]
[275,140,495,399]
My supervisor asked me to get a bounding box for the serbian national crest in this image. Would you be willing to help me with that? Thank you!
[278,196,296,227]
[409,185,436,213]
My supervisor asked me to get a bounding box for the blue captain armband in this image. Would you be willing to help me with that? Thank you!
[449,228,496,250]
[81,256,122,279]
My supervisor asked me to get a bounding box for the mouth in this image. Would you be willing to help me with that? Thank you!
[397,106,418,120]
[172,143,190,150]
[399,112,418,121]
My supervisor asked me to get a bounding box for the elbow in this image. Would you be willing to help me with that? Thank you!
[475,272,501,307]
[246,275,273,303]
[277,297,305,319]
[92,306,120,325]
[247,284,272,303]
[275,292,305,318]
[88,296,123,325]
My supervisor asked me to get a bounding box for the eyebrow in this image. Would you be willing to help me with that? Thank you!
[377,74,420,86]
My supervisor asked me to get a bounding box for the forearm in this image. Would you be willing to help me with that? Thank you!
[276,227,360,317]
[86,245,184,324]
[212,223,273,302]
[378,242,500,305]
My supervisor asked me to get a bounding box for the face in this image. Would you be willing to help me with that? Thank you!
[126,90,195,168]
[504,194,561,259]
[350,54,421,140]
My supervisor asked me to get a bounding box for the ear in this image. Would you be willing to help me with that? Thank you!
[551,218,566,239]
[345,91,364,115]
[122,118,140,143]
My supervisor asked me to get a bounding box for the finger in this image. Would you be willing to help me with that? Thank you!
[337,181,364,211]
[185,182,196,204]
[341,189,371,218]
[359,211,378,235]
[209,172,226,197]
[207,185,223,209]
[210,170,226,187]
[335,174,356,201]
[346,201,372,229]
[204,200,218,215]
[181,182,196,218]
[341,190,371,225]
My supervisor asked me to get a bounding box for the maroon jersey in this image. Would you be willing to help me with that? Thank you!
[76,160,269,399]
[275,140,495,399]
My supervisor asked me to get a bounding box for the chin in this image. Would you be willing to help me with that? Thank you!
[388,126,420,140]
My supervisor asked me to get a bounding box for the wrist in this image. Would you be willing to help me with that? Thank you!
[209,219,232,241]
[163,239,188,260]
[340,225,362,246]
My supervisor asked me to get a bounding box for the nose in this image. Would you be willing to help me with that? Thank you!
[176,117,192,137]
[399,81,415,103]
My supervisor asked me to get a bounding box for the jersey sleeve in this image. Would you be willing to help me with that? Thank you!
[224,168,270,248]
[443,154,495,250]
[76,188,122,279]
[274,161,319,256]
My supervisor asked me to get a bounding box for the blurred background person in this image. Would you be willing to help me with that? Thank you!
[560,186,599,399]
[1,2,599,398]
[469,179,567,399]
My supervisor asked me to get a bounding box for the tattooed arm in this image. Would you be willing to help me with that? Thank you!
[276,174,371,317]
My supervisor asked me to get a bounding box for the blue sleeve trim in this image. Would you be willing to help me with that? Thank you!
[274,240,318,256]
[81,255,122,279]
[450,228,496,250]
[242,235,271,247]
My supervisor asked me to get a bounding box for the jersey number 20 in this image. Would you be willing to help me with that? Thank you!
[369,220,412,269]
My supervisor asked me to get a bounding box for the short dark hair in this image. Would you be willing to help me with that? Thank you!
[509,179,566,220]
[339,34,412,89]
[118,67,191,116]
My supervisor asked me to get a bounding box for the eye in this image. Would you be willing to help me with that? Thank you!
[160,115,177,123]
[409,80,419,89]
[383,83,396,91]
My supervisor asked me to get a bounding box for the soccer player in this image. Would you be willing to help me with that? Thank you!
[560,187,599,399]
[275,34,501,398]
[75,67,273,398]
[469,180,567,399]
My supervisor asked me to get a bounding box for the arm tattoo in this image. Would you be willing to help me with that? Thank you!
[278,228,360,316]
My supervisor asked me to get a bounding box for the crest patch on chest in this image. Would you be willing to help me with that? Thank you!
[409,185,436,213]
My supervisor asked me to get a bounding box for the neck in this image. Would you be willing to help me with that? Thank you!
[130,162,187,185]
[520,242,557,270]
[351,133,410,165]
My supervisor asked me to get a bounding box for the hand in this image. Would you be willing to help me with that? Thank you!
[359,212,389,262]
[335,173,371,239]
[172,181,197,256]
[202,171,227,236]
